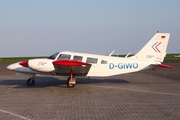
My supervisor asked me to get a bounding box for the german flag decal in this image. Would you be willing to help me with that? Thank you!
[161,36,166,39]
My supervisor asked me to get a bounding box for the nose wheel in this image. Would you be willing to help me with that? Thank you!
[27,78,35,86]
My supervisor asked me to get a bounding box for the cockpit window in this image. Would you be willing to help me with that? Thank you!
[47,52,59,60]
[57,54,71,60]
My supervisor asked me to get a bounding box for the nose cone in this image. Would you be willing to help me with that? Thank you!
[7,62,21,71]
[19,60,28,67]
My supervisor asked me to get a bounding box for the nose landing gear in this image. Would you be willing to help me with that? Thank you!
[27,78,35,86]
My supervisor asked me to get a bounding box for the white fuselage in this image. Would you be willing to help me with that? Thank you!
[7,51,156,77]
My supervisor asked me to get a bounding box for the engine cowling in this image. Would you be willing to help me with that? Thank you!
[27,59,55,72]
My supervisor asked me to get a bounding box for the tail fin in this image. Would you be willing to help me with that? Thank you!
[132,33,170,62]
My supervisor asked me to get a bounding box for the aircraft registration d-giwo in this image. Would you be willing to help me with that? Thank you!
[7,32,173,88]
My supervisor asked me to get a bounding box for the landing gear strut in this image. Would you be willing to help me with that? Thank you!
[27,78,35,86]
[67,74,76,88]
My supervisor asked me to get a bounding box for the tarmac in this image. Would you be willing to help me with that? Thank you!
[0,61,180,120]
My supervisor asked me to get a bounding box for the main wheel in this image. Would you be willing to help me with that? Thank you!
[67,77,76,88]
[27,78,35,86]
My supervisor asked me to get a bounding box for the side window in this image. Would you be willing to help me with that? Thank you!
[101,60,107,64]
[86,57,98,64]
[58,54,71,60]
[73,56,83,61]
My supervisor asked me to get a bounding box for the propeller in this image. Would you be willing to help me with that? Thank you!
[19,60,28,67]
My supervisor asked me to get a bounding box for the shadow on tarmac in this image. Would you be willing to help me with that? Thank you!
[0,76,129,88]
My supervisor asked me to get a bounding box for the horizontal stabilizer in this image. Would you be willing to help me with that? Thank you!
[158,64,174,69]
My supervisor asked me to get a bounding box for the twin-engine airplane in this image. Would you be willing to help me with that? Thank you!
[7,32,173,88]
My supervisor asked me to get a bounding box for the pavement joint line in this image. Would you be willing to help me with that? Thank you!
[92,85,180,97]
[8,84,18,89]
[0,76,23,80]
[0,109,31,120]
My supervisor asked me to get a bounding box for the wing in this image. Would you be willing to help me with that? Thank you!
[52,60,92,76]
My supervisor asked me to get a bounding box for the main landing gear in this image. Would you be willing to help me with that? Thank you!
[67,73,76,88]
[27,78,35,86]
[26,74,76,88]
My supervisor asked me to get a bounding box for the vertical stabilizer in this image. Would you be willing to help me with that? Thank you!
[132,33,170,62]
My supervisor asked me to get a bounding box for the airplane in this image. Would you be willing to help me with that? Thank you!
[174,55,180,58]
[7,32,173,88]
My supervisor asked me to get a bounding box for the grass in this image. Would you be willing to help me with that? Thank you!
[164,54,180,61]
[0,54,179,64]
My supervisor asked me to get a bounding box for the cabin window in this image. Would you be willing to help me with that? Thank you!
[86,57,98,64]
[57,54,71,60]
[73,56,83,61]
[101,60,107,64]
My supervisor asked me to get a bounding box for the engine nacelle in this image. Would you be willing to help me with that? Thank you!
[28,59,55,72]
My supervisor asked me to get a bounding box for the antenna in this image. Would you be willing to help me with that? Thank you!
[108,50,115,56]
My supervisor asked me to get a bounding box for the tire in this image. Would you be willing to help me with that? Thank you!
[67,77,76,88]
[27,78,35,86]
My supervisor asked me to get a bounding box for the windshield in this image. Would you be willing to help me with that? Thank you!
[47,52,59,60]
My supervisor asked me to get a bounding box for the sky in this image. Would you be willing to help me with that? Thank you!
[0,0,180,57]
